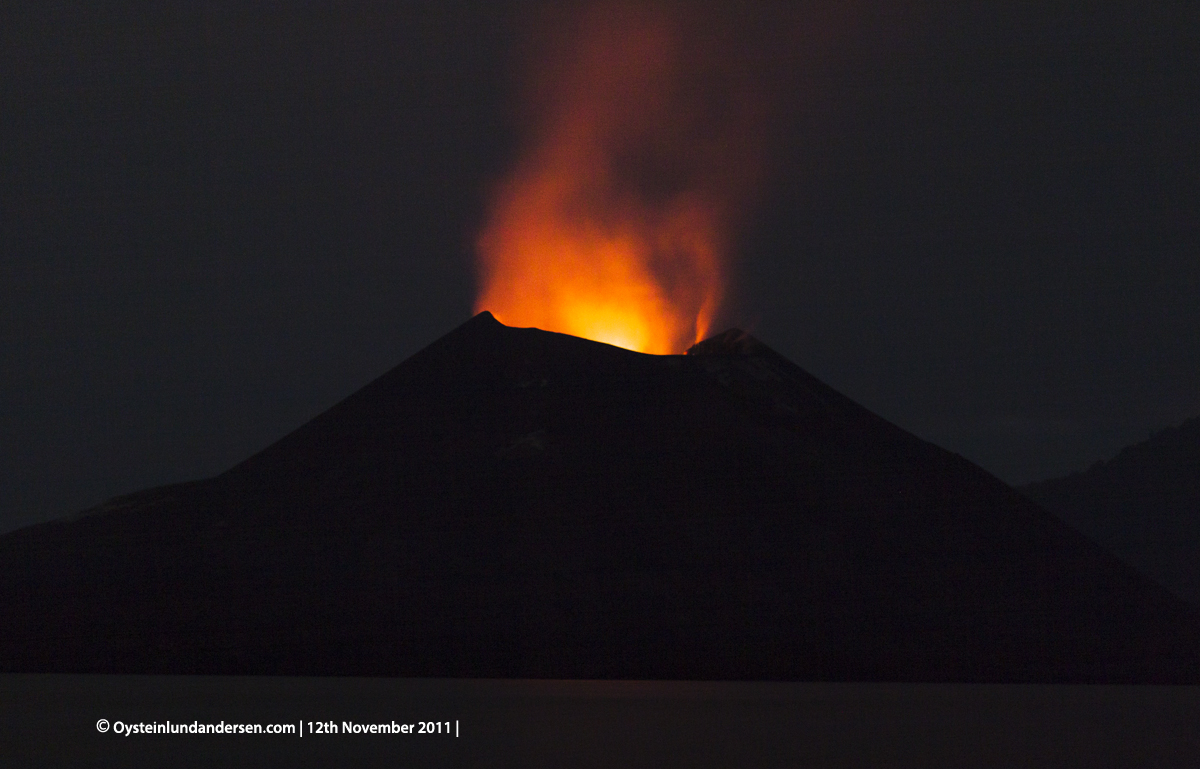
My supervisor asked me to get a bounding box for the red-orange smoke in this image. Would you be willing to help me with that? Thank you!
[474,2,765,354]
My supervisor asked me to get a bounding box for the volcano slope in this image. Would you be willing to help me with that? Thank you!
[1023,416,1200,608]
[2,311,1198,682]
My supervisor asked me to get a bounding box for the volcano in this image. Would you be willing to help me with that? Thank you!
[2,312,1198,682]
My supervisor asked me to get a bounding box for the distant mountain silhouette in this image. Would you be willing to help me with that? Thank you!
[2,312,1198,682]
[1023,417,1200,607]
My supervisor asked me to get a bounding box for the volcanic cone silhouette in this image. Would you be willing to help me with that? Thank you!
[3,312,1198,681]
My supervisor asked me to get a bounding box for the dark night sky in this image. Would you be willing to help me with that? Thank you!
[2,0,1198,533]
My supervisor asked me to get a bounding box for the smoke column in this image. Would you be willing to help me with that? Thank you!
[474,1,773,354]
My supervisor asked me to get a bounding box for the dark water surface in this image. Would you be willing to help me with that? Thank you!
[3,675,1198,767]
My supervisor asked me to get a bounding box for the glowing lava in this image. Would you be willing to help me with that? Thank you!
[474,3,732,355]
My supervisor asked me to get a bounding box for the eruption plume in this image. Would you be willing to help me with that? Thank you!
[474,1,767,354]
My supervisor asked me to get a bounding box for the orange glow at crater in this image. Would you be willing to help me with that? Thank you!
[474,2,745,355]
[477,171,723,354]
